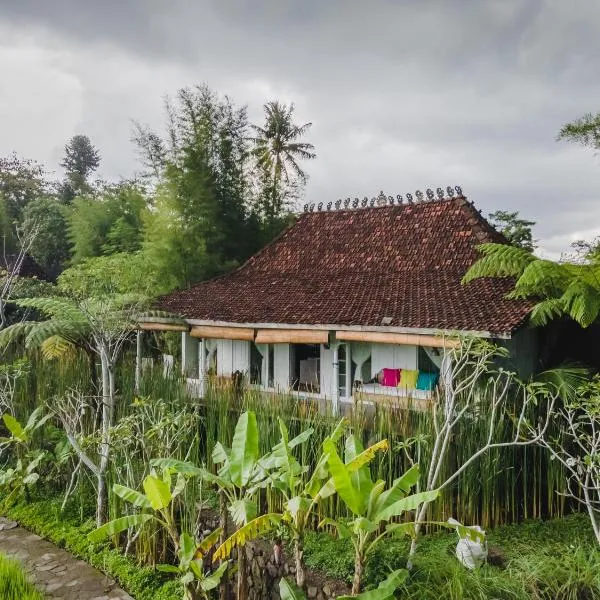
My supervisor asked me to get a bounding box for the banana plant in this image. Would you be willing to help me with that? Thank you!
[0,451,45,508]
[0,407,52,451]
[200,411,274,600]
[215,418,388,592]
[279,568,408,600]
[89,464,226,599]
[320,437,439,595]
[156,529,229,600]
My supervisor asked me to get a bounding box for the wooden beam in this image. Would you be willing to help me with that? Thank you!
[138,322,188,332]
[335,330,460,349]
[190,325,255,341]
[255,329,329,344]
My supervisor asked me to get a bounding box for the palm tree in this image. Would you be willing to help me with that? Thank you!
[463,243,600,328]
[252,101,316,221]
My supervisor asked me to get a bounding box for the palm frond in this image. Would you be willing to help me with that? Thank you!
[14,297,85,321]
[40,335,77,360]
[529,298,565,326]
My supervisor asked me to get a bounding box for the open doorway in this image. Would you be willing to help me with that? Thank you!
[290,343,321,393]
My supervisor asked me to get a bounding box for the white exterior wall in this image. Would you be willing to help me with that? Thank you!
[274,343,290,390]
[215,340,251,376]
[371,343,418,376]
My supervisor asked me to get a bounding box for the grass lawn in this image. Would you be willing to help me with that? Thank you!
[0,553,43,600]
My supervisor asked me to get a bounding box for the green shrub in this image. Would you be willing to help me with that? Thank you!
[0,554,44,600]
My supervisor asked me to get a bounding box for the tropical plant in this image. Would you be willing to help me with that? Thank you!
[252,101,315,221]
[201,411,273,600]
[463,243,600,328]
[488,210,536,251]
[0,451,45,508]
[0,293,174,525]
[320,436,438,595]
[89,463,226,599]
[0,406,50,451]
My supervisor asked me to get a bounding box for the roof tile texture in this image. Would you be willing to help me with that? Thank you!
[159,197,532,335]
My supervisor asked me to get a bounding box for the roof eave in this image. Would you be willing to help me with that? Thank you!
[183,318,514,340]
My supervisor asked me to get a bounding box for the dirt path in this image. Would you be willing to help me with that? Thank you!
[0,518,134,600]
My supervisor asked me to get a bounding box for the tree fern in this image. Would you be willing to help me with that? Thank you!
[462,243,535,283]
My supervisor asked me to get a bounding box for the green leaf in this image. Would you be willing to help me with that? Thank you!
[143,474,172,510]
[88,514,154,542]
[229,498,257,527]
[212,442,229,465]
[376,489,439,522]
[200,561,228,592]
[318,517,351,540]
[229,411,259,487]
[2,414,26,441]
[156,564,180,574]
[112,484,152,509]
[324,440,361,515]
[372,464,420,519]
[178,532,197,568]
[213,513,281,561]
[338,569,408,600]
[285,496,311,521]
[345,435,374,499]
[150,458,203,476]
[279,577,307,600]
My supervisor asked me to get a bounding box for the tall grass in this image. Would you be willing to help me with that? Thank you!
[0,554,44,600]
[8,349,572,564]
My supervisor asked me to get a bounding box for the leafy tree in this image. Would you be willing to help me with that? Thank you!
[488,210,536,251]
[0,154,48,224]
[21,197,70,277]
[135,85,255,279]
[558,112,600,151]
[60,135,100,201]
[68,182,147,262]
[252,101,315,222]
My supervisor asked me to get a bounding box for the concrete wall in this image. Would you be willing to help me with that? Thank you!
[371,343,418,377]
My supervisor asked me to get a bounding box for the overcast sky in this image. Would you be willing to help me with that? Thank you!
[1,0,599,256]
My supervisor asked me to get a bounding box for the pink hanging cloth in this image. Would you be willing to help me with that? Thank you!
[382,368,401,387]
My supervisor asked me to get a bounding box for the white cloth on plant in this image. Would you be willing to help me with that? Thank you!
[448,518,487,570]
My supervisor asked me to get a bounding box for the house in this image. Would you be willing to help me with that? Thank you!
[141,186,534,411]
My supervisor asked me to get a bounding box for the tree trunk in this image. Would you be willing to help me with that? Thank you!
[407,502,428,569]
[294,536,305,589]
[237,545,248,600]
[352,551,365,596]
[96,347,114,526]
[219,491,229,600]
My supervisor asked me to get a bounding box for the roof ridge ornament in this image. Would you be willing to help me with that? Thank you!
[303,185,465,212]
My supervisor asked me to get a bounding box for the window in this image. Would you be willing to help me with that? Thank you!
[418,346,440,374]
[290,344,320,393]
[250,343,263,384]
[268,344,275,387]
[338,343,352,398]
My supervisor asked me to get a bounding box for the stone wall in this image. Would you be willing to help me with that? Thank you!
[200,511,351,600]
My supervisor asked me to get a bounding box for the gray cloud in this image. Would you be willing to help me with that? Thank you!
[1,0,599,256]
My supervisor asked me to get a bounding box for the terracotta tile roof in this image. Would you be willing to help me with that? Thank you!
[158,196,532,335]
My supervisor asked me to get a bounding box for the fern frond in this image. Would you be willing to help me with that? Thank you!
[26,320,90,349]
[40,335,77,360]
[529,299,565,326]
[14,297,85,321]
[560,279,600,327]
[212,514,281,562]
[510,260,571,299]
[462,244,534,284]
[0,322,38,348]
